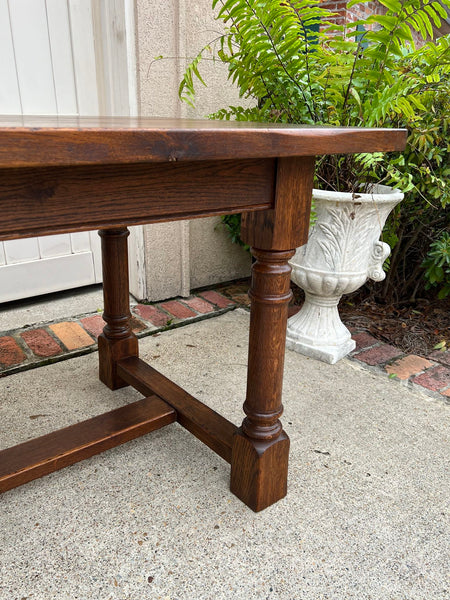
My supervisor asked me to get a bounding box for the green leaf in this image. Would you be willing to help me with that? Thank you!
[379,0,402,12]
[347,0,371,7]
[409,95,427,111]
[433,340,447,350]
[367,14,398,31]
[432,2,448,19]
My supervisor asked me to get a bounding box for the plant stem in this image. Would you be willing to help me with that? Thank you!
[243,0,316,122]
[342,38,364,125]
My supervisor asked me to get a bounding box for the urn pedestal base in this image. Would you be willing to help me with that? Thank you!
[286,334,355,365]
[286,292,355,364]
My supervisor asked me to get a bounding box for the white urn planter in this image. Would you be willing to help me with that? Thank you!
[286,185,404,364]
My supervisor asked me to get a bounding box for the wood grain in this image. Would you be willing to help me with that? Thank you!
[0,396,176,493]
[241,156,315,251]
[0,116,407,167]
[241,249,295,441]
[230,248,294,511]
[230,429,290,512]
[0,116,409,508]
[0,159,275,241]
[117,357,237,463]
[98,229,139,390]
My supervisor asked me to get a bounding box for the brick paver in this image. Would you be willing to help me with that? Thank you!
[413,365,450,392]
[0,283,448,402]
[221,283,249,297]
[49,322,94,351]
[81,315,106,339]
[182,297,214,314]
[130,316,147,333]
[352,331,379,352]
[428,349,450,367]
[354,343,402,366]
[385,355,433,380]
[81,313,146,338]
[199,290,236,308]
[21,328,62,358]
[0,336,26,367]
[228,292,250,307]
[134,304,170,327]
[160,300,196,319]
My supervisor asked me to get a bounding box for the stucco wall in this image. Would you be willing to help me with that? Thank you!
[135,0,251,300]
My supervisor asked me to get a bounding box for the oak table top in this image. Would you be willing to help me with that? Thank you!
[0,115,406,167]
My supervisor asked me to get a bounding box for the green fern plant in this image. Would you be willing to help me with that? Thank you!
[180,0,449,190]
[179,0,449,302]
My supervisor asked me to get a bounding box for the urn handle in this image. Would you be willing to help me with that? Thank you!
[368,241,391,282]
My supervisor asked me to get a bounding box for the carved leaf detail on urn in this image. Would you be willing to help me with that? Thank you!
[287,186,404,364]
[316,204,377,272]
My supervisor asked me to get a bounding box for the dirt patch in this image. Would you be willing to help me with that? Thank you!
[339,295,449,356]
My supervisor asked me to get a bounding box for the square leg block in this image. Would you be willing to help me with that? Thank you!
[230,428,290,512]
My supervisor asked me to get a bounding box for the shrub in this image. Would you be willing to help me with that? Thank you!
[422,231,450,299]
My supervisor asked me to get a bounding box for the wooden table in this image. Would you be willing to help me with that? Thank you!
[0,116,406,511]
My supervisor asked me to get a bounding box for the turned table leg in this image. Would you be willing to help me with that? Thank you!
[230,248,294,511]
[98,228,138,390]
[231,156,315,511]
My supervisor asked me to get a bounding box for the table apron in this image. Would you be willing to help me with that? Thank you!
[0,157,276,240]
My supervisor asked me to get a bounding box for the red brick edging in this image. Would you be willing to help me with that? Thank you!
[0,290,237,377]
[349,328,450,399]
[1,282,449,402]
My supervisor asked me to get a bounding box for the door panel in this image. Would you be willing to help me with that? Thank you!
[0,253,97,303]
[0,0,137,303]
[8,0,58,114]
[38,235,73,260]
[0,233,102,302]
[46,0,79,114]
[4,239,40,264]
[70,232,92,254]
[67,0,100,114]
[89,231,102,284]
[0,0,21,114]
